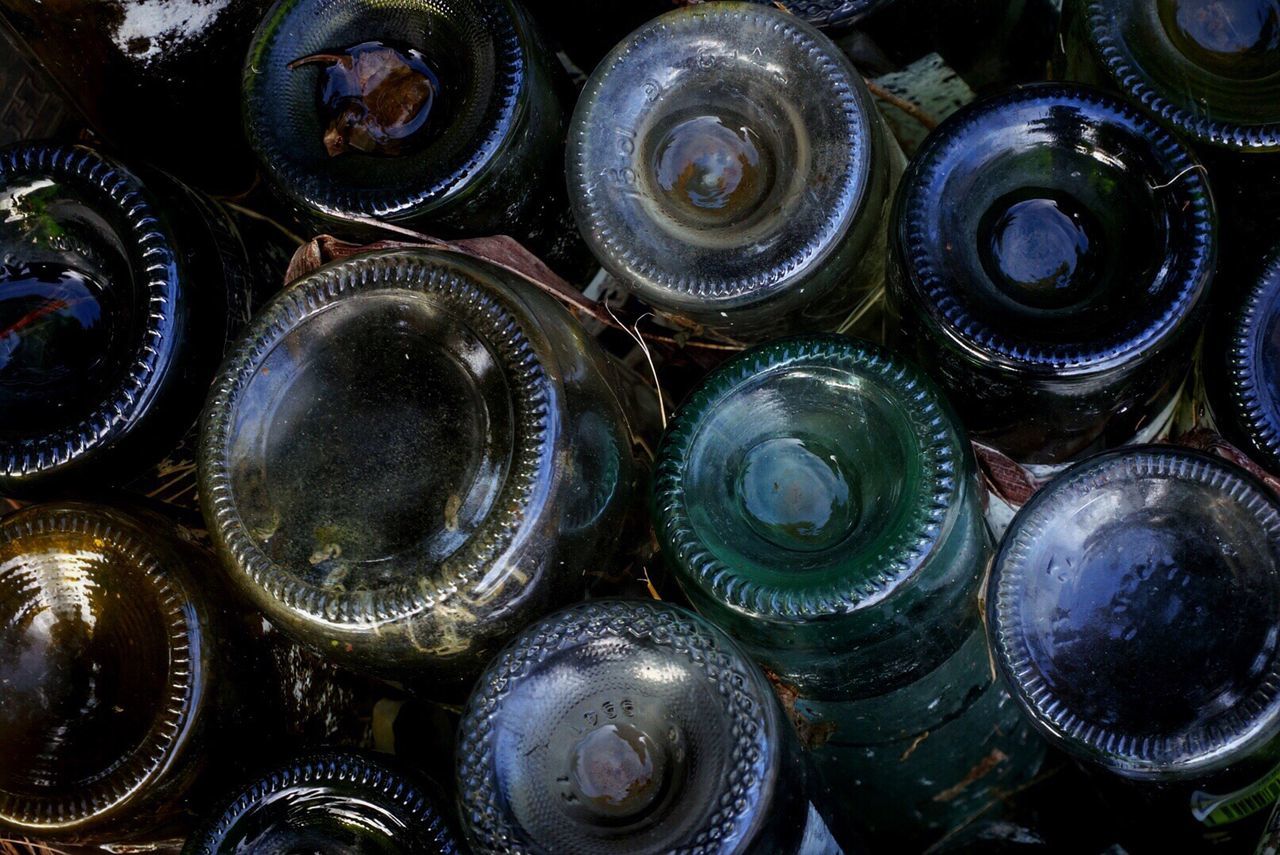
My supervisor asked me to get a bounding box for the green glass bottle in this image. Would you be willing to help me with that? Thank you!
[185,750,462,854]
[243,0,589,278]
[652,335,1044,847]
[455,599,843,854]
[567,3,903,342]
[199,247,646,697]
[1059,0,1280,243]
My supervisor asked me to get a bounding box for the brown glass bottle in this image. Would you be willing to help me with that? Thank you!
[0,502,242,841]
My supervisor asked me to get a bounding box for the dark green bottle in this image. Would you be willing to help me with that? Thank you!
[990,446,1280,847]
[455,599,844,854]
[185,750,462,854]
[652,336,1044,847]
[0,142,262,495]
[888,84,1215,467]
[1059,0,1280,244]
[243,0,588,278]
[199,247,646,696]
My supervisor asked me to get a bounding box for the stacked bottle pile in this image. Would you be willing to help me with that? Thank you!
[2,1,1280,853]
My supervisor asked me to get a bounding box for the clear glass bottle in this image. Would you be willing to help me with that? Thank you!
[0,502,238,841]
[652,335,1044,847]
[199,247,646,696]
[989,446,1280,846]
[888,83,1216,467]
[455,599,843,854]
[1204,246,1280,473]
[243,0,588,278]
[566,2,903,342]
[184,750,462,854]
[0,142,259,494]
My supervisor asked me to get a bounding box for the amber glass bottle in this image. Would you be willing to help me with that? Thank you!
[199,247,646,696]
[0,503,241,841]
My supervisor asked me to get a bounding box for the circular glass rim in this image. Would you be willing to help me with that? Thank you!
[989,445,1280,778]
[0,505,199,829]
[198,249,553,628]
[896,83,1215,375]
[0,144,181,483]
[653,335,963,621]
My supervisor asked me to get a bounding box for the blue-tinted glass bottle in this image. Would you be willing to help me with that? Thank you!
[990,446,1280,846]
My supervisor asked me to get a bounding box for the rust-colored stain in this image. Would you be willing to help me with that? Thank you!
[932,748,1008,803]
[899,730,930,762]
[764,667,837,750]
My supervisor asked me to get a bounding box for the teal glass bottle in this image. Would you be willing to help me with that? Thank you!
[0,142,261,495]
[185,750,462,854]
[888,84,1215,467]
[199,247,646,696]
[566,3,902,342]
[652,335,1045,847]
[455,599,844,854]
[243,0,588,277]
[989,446,1280,847]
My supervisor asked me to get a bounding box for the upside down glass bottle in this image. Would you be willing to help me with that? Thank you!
[1059,0,1280,248]
[1202,245,1280,475]
[0,142,266,495]
[888,84,1216,477]
[989,446,1280,847]
[0,501,379,845]
[243,0,590,279]
[0,502,245,843]
[185,750,463,854]
[567,3,902,342]
[652,335,1045,848]
[455,599,844,854]
[199,247,647,697]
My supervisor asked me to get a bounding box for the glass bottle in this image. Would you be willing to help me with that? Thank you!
[566,2,903,343]
[455,599,843,854]
[1059,0,1280,247]
[989,446,1280,847]
[184,750,462,854]
[888,83,1216,468]
[1203,246,1280,474]
[199,247,646,696]
[0,142,260,495]
[243,0,589,279]
[652,335,1045,847]
[0,502,242,841]
[0,0,270,194]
